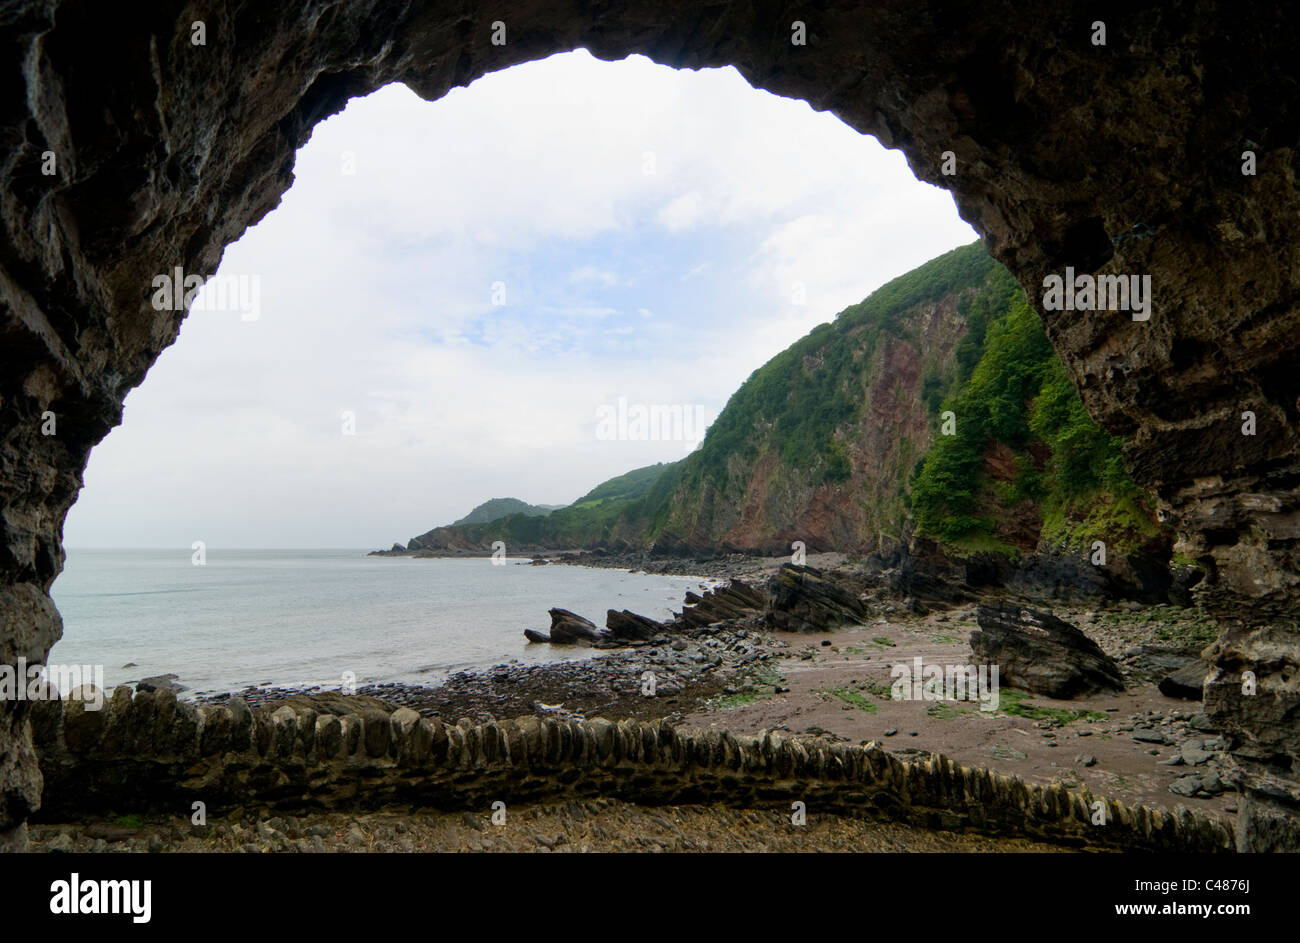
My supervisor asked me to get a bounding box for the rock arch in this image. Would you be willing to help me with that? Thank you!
[3,1,1299,849]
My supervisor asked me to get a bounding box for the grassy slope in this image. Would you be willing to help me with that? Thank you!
[452,497,558,526]
[408,462,680,550]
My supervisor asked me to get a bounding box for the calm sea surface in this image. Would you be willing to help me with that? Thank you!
[49,550,708,697]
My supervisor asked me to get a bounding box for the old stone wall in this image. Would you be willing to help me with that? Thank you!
[30,688,1238,852]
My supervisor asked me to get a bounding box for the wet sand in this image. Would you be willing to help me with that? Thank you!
[681,611,1234,819]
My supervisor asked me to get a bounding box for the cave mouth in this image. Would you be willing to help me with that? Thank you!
[51,48,979,695]
[5,2,1300,851]
[60,50,981,556]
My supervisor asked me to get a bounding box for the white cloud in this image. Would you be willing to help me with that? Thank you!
[656,191,706,231]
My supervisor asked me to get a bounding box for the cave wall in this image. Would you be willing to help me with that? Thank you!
[3,0,1299,849]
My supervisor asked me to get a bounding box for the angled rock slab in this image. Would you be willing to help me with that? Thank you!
[970,603,1125,699]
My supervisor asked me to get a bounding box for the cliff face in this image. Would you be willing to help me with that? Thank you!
[661,328,944,553]
[654,245,991,554]
[410,244,1157,571]
[402,245,996,554]
[5,0,1300,848]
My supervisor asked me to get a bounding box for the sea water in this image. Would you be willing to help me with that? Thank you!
[49,549,706,697]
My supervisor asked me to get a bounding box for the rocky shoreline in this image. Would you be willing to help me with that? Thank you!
[206,619,779,728]
[32,557,1262,850]
[33,594,1245,852]
[185,555,1226,739]
[198,557,877,727]
[542,549,808,581]
[370,538,1201,608]
[366,542,860,581]
[171,560,1245,817]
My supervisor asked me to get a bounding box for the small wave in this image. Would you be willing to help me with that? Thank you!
[71,587,201,599]
[415,660,472,675]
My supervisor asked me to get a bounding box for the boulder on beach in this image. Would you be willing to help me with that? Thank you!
[606,609,663,641]
[547,608,606,644]
[525,608,652,644]
[1159,659,1209,700]
[136,673,187,693]
[970,603,1125,699]
[762,564,869,632]
[1124,644,1199,678]
[673,579,766,628]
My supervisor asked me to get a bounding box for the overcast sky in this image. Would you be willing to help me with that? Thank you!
[63,50,977,550]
